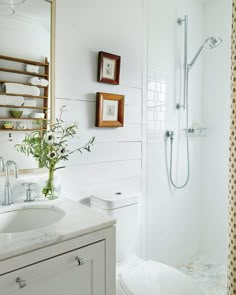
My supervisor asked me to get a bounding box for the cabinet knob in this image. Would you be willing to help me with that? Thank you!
[75,256,85,266]
[16,277,27,288]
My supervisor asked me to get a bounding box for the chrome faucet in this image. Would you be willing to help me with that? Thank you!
[0,157,5,172]
[3,160,18,206]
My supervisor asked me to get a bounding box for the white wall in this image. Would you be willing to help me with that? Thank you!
[200,0,231,264]
[146,0,204,266]
[55,0,144,201]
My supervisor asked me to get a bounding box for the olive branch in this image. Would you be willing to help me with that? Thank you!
[15,106,95,170]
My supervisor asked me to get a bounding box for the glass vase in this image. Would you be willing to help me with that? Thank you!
[42,165,60,200]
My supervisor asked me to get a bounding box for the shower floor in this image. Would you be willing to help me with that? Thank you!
[178,256,227,295]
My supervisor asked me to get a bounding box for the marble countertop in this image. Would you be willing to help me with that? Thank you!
[0,168,48,178]
[0,198,116,262]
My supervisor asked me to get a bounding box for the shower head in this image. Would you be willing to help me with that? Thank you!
[188,36,222,69]
[208,36,222,49]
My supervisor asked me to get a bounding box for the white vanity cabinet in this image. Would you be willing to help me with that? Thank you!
[0,241,105,295]
[0,226,116,295]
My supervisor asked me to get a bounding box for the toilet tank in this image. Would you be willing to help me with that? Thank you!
[91,192,141,262]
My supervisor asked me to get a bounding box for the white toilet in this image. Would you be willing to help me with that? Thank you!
[91,192,206,295]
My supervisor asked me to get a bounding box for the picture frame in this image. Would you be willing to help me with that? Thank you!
[97,51,121,85]
[96,92,124,127]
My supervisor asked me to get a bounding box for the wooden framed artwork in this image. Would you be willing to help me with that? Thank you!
[96,92,124,127]
[97,51,121,85]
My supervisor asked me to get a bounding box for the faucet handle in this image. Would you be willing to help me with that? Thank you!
[22,182,36,202]
[22,182,36,189]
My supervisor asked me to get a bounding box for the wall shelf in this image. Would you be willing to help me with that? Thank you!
[0,104,48,110]
[0,54,50,132]
[0,68,48,78]
[0,118,46,121]
[0,128,45,132]
[0,93,47,99]
[184,127,208,137]
[0,54,48,67]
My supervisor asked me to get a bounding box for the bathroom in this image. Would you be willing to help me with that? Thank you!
[0,0,232,294]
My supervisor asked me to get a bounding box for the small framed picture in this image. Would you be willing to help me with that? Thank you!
[96,92,124,127]
[97,51,121,85]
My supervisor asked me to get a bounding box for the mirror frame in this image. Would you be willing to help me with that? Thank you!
[49,0,56,124]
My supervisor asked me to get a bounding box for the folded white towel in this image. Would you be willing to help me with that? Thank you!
[119,261,161,295]
[25,64,39,73]
[28,78,49,87]
[0,95,24,106]
[28,77,40,85]
[3,83,40,96]
[39,79,49,86]
[23,100,36,107]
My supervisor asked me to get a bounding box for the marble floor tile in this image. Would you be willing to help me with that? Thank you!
[178,256,227,295]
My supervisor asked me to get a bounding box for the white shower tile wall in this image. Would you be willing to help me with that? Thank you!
[147,71,168,143]
[146,0,203,266]
[179,256,227,295]
[147,77,167,133]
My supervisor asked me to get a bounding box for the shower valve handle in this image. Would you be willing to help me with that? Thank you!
[176,103,185,110]
[166,130,174,140]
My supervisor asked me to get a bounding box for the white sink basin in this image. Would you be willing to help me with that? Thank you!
[0,205,65,233]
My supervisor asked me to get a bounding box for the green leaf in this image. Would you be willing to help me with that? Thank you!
[15,108,95,170]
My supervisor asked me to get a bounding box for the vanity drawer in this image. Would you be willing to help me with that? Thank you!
[0,240,105,295]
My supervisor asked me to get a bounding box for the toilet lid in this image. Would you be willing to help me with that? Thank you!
[119,260,161,295]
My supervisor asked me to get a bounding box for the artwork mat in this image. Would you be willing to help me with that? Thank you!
[97,51,121,85]
[102,57,116,80]
[102,100,119,121]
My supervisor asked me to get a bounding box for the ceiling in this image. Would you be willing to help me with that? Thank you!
[7,0,50,20]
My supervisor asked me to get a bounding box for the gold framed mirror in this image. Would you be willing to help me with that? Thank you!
[0,0,56,169]
[0,0,55,129]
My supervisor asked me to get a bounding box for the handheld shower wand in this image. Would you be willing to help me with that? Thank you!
[166,16,222,189]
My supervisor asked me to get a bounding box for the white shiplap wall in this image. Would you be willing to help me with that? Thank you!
[55,0,144,201]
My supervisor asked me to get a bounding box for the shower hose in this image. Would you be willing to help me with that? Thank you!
[167,76,190,189]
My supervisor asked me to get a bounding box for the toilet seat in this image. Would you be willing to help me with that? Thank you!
[119,259,161,295]
[116,257,206,295]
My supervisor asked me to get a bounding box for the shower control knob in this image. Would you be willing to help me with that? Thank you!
[176,103,185,110]
[177,17,187,25]
[166,130,174,140]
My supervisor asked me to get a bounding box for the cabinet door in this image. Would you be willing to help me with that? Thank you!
[0,240,105,295]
